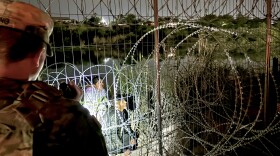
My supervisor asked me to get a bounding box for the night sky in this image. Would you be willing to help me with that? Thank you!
[21,0,268,22]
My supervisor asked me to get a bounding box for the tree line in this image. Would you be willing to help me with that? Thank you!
[47,13,280,65]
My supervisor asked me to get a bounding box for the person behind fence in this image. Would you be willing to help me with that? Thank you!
[0,1,108,155]
[83,76,111,128]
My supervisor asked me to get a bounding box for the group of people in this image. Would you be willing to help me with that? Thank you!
[83,76,139,154]
[83,76,111,128]
[0,1,109,155]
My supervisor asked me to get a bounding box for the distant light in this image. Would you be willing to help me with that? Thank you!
[104,58,110,63]
[167,53,175,58]
[101,17,108,26]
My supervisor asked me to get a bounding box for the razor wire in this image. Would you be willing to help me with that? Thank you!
[22,0,280,155]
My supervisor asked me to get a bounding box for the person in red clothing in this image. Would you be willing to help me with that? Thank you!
[0,1,108,155]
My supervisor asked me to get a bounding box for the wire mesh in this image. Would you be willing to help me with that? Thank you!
[18,0,280,155]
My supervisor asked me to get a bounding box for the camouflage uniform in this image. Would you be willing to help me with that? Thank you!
[0,78,108,156]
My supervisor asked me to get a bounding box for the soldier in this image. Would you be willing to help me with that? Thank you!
[0,1,108,156]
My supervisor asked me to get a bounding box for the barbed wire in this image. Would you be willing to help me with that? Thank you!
[30,0,280,155]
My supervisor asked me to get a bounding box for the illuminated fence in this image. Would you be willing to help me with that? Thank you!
[22,0,280,155]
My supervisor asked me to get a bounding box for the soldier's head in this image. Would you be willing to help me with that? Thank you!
[0,0,53,80]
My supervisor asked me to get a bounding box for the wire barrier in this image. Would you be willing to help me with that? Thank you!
[21,0,280,155]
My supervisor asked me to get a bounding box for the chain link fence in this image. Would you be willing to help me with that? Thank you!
[21,0,280,155]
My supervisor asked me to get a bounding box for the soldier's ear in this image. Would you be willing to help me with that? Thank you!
[33,48,45,67]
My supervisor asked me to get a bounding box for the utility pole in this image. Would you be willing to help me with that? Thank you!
[153,0,163,155]
[264,0,272,126]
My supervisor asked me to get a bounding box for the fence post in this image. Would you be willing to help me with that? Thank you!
[153,0,163,155]
[264,0,272,126]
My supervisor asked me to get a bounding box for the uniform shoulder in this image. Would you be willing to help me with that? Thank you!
[28,81,62,97]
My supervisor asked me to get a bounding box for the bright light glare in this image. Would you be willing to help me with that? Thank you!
[101,17,108,26]
[104,58,110,63]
